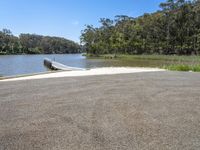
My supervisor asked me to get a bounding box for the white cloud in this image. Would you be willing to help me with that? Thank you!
[72,20,79,26]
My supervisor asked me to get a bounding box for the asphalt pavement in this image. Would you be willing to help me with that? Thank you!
[0,71,200,150]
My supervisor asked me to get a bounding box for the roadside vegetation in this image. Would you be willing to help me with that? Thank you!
[0,29,80,54]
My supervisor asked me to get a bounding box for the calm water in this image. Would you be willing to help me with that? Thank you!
[0,54,129,76]
[0,54,172,77]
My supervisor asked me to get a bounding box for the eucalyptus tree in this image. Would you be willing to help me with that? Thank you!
[81,0,200,55]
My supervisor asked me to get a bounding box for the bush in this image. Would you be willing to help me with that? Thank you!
[164,64,200,72]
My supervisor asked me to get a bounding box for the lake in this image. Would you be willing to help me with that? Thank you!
[0,54,175,77]
[0,54,107,76]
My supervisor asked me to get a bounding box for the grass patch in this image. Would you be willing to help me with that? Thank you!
[85,53,200,72]
[164,64,200,72]
[112,54,200,62]
[86,54,200,62]
[84,54,118,60]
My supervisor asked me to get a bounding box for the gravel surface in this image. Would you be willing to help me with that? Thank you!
[0,71,200,150]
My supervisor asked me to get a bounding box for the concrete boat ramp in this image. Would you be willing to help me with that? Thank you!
[44,58,85,71]
[0,67,165,82]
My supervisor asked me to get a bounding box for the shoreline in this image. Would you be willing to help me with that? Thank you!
[0,67,165,82]
[86,54,200,72]
[0,70,59,80]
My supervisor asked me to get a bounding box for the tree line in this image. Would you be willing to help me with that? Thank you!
[0,29,80,54]
[81,0,200,55]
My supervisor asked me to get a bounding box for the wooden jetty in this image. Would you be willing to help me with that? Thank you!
[44,58,85,71]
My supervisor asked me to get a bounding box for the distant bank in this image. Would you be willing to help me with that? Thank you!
[0,29,81,55]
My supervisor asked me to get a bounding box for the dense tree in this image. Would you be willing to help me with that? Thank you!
[0,30,80,55]
[81,0,200,55]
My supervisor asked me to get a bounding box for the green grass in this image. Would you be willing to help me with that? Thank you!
[85,53,200,72]
[164,64,200,72]
[86,54,200,61]
[106,54,200,62]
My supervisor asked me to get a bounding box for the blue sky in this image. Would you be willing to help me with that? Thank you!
[0,0,165,42]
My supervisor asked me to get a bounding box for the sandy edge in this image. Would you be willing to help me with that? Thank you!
[0,67,165,82]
